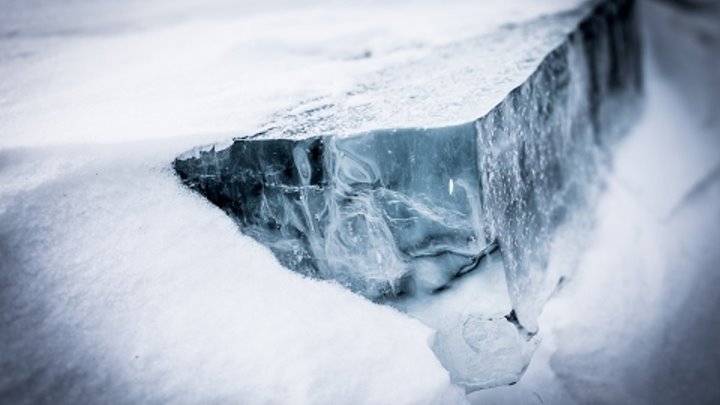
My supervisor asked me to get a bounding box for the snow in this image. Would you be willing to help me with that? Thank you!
[0,0,585,148]
[0,140,467,404]
[1,0,719,403]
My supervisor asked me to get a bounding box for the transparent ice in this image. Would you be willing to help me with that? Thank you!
[175,0,642,391]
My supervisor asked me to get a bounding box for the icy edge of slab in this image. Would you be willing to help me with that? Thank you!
[174,0,642,392]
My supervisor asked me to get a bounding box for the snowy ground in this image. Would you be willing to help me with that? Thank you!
[1,0,719,404]
[0,0,582,147]
[0,138,468,404]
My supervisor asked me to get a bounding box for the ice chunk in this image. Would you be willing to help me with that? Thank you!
[176,124,487,298]
[174,0,642,391]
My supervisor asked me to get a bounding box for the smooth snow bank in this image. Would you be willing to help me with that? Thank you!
[0,141,467,405]
[0,0,585,148]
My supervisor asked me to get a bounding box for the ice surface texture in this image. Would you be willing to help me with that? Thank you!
[174,0,642,391]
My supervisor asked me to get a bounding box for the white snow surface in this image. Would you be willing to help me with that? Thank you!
[2,0,719,404]
[0,139,468,405]
[0,0,585,147]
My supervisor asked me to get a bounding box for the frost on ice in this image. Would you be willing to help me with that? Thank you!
[174,0,642,391]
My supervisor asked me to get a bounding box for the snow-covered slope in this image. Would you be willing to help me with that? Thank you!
[0,0,584,148]
[1,0,717,403]
[0,140,468,405]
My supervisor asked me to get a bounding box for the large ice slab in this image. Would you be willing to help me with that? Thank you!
[175,0,642,391]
